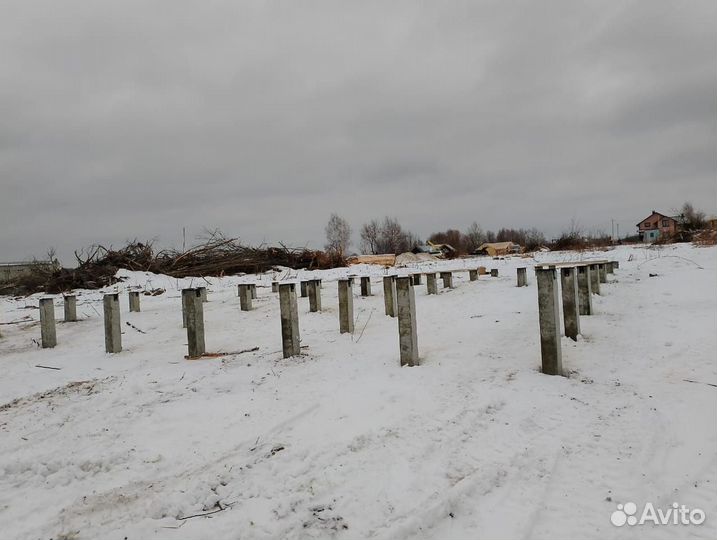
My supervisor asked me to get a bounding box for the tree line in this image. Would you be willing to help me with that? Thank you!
[324,201,711,258]
[427,224,546,254]
[324,214,546,257]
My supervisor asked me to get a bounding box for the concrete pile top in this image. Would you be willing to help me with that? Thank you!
[536,259,611,269]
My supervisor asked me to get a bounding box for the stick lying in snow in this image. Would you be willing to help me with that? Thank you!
[0,316,33,325]
[125,321,147,334]
[184,347,259,360]
[35,365,61,370]
[177,502,233,521]
[354,309,374,344]
[683,379,717,388]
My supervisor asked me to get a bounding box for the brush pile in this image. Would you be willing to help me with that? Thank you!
[692,229,717,246]
[1,235,344,296]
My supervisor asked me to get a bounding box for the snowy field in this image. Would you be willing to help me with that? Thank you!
[0,243,715,540]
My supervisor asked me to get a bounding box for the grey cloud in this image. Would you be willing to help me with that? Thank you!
[1,0,715,263]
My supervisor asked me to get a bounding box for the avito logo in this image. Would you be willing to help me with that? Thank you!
[611,502,706,527]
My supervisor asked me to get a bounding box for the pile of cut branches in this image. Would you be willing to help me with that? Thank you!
[692,229,716,246]
[1,234,344,296]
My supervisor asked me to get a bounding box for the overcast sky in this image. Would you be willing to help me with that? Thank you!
[2,0,715,263]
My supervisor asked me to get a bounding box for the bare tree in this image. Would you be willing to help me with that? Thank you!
[523,227,546,251]
[379,217,406,253]
[428,229,464,254]
[678,202,706,231]
[325,213,352,256]
[45,247,58,265]
[403,231,422,252]
[463,222,485,253]
[360,219,380,254]
[360,217,420,254]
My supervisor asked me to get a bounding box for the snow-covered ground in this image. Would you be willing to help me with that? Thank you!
[1,243,715,539]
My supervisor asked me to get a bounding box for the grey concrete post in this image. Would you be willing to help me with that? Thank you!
[576,265,593,315]
[182,290,190,328]
[589,263,601,295]
[490,269,499,277]
[279,283,300,358]
[238,284,253,311]
[63,295,77,322]
[308,279,322,312]
[338,279,354,333]
[396,277,419,367]
[560,267,581,341]
[440,271,453,288]
[412,273,422,285]
[183,288,205,358]
[128,291,141,312]
[250,284,257,299]
[469,269,478,281]
[272,281,279,293]
[426,273,438,295]
[517,267,527,287]
[300,280,309,298]
[535,267,562,376]
[103,293,122,353]
[598,263,607,284]
[383,276,397,317]
[198,286,207,302]
[360,276,372,297]
[39,298,57,348]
